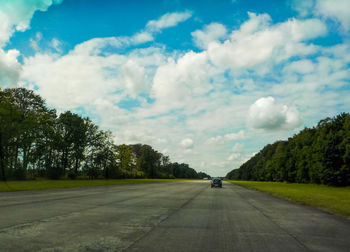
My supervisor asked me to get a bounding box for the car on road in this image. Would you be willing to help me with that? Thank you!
[211,178,222,188]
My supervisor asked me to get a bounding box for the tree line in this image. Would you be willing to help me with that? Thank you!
[226,113,350,186]
[0,88,210,181]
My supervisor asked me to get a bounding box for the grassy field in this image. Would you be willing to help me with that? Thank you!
[0,179,188,192]
[229,180,350,217]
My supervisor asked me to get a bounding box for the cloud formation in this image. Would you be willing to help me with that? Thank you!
[15,7,350,176]
[292,0,350,31]
[146,11,192,32]
[207,130,245,145]
[22,47,165,109]
[228,143,244,161]
[191,23,227,49]
[316,0,350,30]
[248,97,302,130]
[0,0,62,46]
[0,49,21,87]
[180,138,194,149]
[207,13,327,71]
[0,0,62,88]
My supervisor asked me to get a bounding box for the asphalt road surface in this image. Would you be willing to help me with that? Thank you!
[1,181,350,252]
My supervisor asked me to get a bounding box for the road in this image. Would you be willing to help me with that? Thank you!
[1,181,350,252]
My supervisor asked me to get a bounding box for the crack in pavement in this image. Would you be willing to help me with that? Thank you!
[122,183,209,251]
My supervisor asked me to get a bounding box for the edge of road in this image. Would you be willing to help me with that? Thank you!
[228,181,350,221]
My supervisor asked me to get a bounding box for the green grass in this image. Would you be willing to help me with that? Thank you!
[229,180,350,217]
[0,179,189,192]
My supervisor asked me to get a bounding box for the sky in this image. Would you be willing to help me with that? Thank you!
[1,0,350,176]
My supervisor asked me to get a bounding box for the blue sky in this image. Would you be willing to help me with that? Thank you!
[1,0,350,176]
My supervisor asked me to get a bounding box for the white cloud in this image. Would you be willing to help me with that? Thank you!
[0,0,62,88]
[73,35,151,56]
[248,97,302,130]
[315,0,350,30]
[131,32,154,44]
[120,60,146,97]
[290,0,314,17]
[207,13,327,71]
[22,53,116,109]
[21,46,165,109]
[292,0,350,31]
[151,50,214,112]
[232,143,244,153]
[225,131,246,141]
[30,32,42,51]
[283,59,315,75]
[228,153,241,161]
[239,12,271,34]
[180,138,194,149]
[0,0,62,47]
[186,98,249,133]
[50,38,63,52]
[0,49,21,87]
[191,23,227,49]
[57,11,191,57]
[207,130,245,144]
[146,11,192,32]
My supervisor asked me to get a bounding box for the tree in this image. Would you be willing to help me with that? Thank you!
[116,144,134,178]
[57,111,88,178]
[226,113,350,186]
[1,88,198,181]
[1,88,53,179]
[0,90,21,180]
[138,145,160,178]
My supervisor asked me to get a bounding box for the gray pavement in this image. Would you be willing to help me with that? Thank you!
[0,181,350,252]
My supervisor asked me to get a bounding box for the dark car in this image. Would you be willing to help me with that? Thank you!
[211,178,222,188]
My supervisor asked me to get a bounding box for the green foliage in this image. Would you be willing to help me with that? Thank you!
[226,113,350,186]
[197,171,211,179]
[0,88,203,181]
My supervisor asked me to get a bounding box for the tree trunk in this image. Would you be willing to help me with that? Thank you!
[75,157,79,175]
[104,160,108,179]
[23,147,27,172]
[0,133,6,181]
